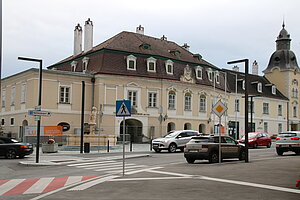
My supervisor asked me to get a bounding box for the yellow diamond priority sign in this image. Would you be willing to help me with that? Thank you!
[212,100,227,118]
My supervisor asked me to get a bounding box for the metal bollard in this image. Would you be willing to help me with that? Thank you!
[107,139,110,152]
[150,139,152,151]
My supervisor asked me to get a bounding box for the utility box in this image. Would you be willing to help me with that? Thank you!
[84,142,90,153]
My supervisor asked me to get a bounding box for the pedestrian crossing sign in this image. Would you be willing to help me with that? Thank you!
[116,100,131,117]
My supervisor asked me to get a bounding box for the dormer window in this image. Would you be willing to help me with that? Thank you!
[207,69,213,82]
[170,50,181,56]
[71,61,78,72]
[242,80,245,90]
[147,57,156,72]
[140,43,151,50]
[257,83,262,93]
[82,57,89,73]
[215,72,220,84]
[272,85,276,95]
[127,55,136,70]
[165,60,174,75]
[195,66,203,79]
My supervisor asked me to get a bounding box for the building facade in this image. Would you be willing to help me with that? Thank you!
[0,20,296,144]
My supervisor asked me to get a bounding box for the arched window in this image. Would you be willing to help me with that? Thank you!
[184,123,191,130]
[184,93,192,111]
[167,122,175,132]
[199,124,206,133]
[199,95,206,112]
[168,91,176,110]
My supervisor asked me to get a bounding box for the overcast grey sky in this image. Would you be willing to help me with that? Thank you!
[2,0,300,78]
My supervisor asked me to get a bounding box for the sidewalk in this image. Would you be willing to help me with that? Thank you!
[19,143,152,166]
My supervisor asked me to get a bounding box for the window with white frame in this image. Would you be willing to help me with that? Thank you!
[296,88,299,98]
[127,55,137,70]
[21,83,26,103]
[71,61,78,72]
[242,80,245,90]
[278,104,282,116]
[207,70,213,82]
[215,72,220,84]
[10,118,14,126]
[293,104,297,117]
[263,103,269,114]
[278,123,282,133]
[82,57,89,72]
[248,101,254,113]
[184,93,192,111]
[235,99,240,112]
[257,83,262,93]
[199,95,206,112]
[128,90,137,107]
[165,60,174,75]
[168,91,176,109]
[272,85,276,95]
[147,57,156,72]
[263,122,268,133]
[1,89,5,107]
[11,86,15,106]
[195,66,203,79]
[148,92,157,108]
[59,86,71,104]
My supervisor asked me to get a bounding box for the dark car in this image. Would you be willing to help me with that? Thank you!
[238,132,272,148]
[0,137,34,159]
[184,136,245,163]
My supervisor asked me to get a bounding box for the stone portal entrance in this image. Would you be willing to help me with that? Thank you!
[120,119,143,143]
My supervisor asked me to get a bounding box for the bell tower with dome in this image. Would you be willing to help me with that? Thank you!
[263,23,300,131]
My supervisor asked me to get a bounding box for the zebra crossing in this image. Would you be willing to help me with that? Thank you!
[0,175,98,196]
[66,158,147,174]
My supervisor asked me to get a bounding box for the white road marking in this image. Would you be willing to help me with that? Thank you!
[68,175,119,191]
[67,160,117,167]
[0,179,25,196]
[82,163,136,170]
[94,165,146,172]
[24,177,54,194]
[146,169,193,177]
[125,167,163,175]
[199,176,300,194]
[109,177,190,181]
[64,176,83,186]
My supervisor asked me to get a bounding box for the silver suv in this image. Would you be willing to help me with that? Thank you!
[276,131,300,155]
[152,130,200,153]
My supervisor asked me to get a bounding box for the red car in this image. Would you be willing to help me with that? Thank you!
[238,132,272,148]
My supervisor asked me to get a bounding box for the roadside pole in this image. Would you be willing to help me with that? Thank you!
[116,100,131,176]
[212,100,227,164]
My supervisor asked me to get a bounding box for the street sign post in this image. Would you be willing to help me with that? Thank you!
[116,100,131,176]
[28,110,51,117]
[212,99,228,164]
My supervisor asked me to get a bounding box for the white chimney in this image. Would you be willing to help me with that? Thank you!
[84,18,93,52]
[136,25,144,35]
[232,65,239,72]
[73,24,82,56]
[252,60,259,75]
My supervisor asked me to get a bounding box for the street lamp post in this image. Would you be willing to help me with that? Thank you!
[18,57,42,163]
[227,59,249,163]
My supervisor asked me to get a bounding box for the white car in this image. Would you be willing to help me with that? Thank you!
[152,130,200,153]
[276,131,300,155]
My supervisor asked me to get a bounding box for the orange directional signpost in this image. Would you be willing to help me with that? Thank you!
[212,99,228,163]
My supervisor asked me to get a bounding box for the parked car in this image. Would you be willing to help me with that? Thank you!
[184,135,245,163]
[152,130,200,153]
[276,131,300,156]
[238,132,272,148]
[0,137,34,159]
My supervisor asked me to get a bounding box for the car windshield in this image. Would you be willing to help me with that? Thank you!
[279,132,297,137]
[242,133,257,139]
[163,131,179,138]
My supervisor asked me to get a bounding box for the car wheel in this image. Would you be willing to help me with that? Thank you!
[186,158,195,164]
[267,142,271,148]
[6,149,17,159]
[239,150,246,161]
[154,149,161,153]
[253,143,258,149]
[276,148,283,156]
[168,143,177,153]
[209,152,219,163]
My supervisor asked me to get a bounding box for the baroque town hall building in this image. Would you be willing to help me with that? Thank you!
[0,19,298,145]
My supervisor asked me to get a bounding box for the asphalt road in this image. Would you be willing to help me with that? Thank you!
[0,144,299,200]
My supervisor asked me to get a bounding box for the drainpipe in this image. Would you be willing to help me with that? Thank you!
[91,77,95,107]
